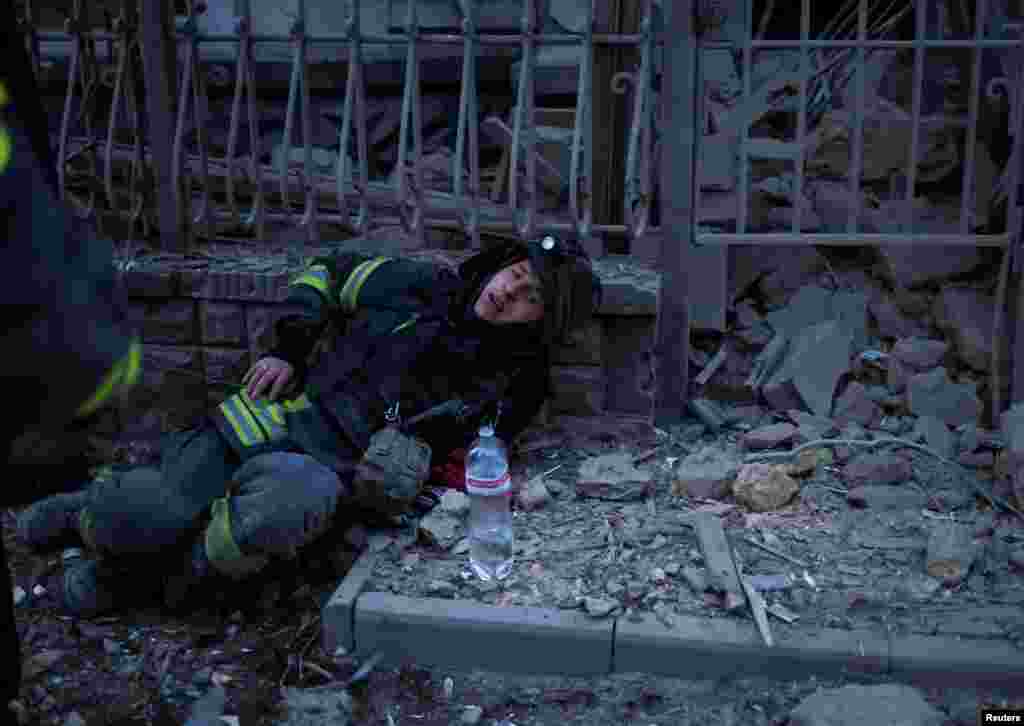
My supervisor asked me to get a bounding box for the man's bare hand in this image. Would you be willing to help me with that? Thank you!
[242,356,296,401]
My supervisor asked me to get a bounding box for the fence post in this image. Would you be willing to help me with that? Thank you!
[652,0,698,427]
[140,0,186,252]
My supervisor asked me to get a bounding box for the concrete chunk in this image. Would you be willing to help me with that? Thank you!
[907,367,982,428]
[832,381,881,428]
[741,423,797,451]
[769,320,853,419]
[913,416,955,459]
[932,287,995,372]
[891,337,948,371]
[842,452,913,486]
[868,297,927,340]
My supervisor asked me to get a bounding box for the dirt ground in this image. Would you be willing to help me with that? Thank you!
[5,412,1024,725]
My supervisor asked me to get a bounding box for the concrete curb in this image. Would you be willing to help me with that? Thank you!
[322,550,1024,694]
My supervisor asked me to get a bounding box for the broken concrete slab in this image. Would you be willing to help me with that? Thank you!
[891,337,949,371]
[913,416,955,459]
[741,423,797,451]
[868,296,928,340]
[788,684,945,726]
[876,245,986,290]
[764,285,834,339]
[761,381,806,413]
[932,287,995,373]
[907,367,983,428]
[832,381,882,429]
[769,320,853,419]
[842,452,913,486]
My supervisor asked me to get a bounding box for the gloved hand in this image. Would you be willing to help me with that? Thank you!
[242,356,295,401]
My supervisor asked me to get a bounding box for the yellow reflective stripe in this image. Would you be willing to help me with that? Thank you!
[120,340,142,388]
[205,497,269,579]
[75,338,144,418]
[291,263,330,297]
[266,403,286,426]
[392,315,418,335]
[239,393,287,442]
[218,394,264,447]
[0,81,8,107]
[281,393,312,412]
[0,127,10,175]
[338,257,390,314]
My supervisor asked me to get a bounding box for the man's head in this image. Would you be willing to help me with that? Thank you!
[461,235,602,344]
[473,258,545,324]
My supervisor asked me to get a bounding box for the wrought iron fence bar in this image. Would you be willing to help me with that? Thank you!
[510,0,538,240]
[792,0,810,235]
[696,233,1010,246]
[847,0,867,234]
[171,19,194,238]
[624,0,654,242]
[905,0,928,235]
[336,0,372,235]
[396,0,425,243]
[569,0,594,241]
[295,0,320,245]
[36,31,658,46]
[960,0,987,234]
[189,6,215,241]
[453,0,481,248]
[737,0,755,235]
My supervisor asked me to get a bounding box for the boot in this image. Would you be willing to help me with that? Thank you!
[60,552,125,617]
[15,487,91,553]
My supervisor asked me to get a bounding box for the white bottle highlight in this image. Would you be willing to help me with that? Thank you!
[465,424,514,581]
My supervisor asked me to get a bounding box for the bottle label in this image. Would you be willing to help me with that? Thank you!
[466,473,511,496]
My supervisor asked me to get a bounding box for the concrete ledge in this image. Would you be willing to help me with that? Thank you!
[323,556,1024,693]
[321,548,379,657]
[614,614,885,681]
[889,633,1024,693]
[352,592,615,676]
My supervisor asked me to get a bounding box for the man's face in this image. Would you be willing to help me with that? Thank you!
[473,259,545,324]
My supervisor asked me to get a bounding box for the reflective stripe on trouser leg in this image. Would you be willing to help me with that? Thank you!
[203,452,346,579]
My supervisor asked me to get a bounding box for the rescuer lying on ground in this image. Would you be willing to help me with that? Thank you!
[16,235,602,616]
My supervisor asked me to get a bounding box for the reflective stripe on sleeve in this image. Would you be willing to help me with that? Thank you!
[75,339,143,418]
[290,263,330,297]
[216,390,313,448]
[338,257,390,314]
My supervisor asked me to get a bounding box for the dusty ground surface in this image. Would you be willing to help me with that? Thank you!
[5,413,1024,725]
[370,414,1024,646]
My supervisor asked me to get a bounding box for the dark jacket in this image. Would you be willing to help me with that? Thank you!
[210,251,550,472]
[1,75,141,508]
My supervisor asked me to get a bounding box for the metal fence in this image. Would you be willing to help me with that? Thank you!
[18,0,1024,424]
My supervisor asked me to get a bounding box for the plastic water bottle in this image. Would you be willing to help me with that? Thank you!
[466,424,513,581]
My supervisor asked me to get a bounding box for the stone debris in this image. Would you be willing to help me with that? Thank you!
[868,296,927,340]
[672,445,742,500]
[846,485,926,510]
[732,463,800,512]
[692,513,746,612]
[841,452,912,487]
[787,411,840,444]
[439,490,470,517]
[769,320,853,418]
[913,416,955,459]
[890,337,948,372]
[741,422,797,451]
[925,521,978,586]
[517,476,553,511]
[831,381,881,428]
[788,684,946,726]
[906,367,983,428]
[417,511,463,550]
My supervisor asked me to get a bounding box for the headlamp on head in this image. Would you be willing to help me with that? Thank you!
[524,233,603,344]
